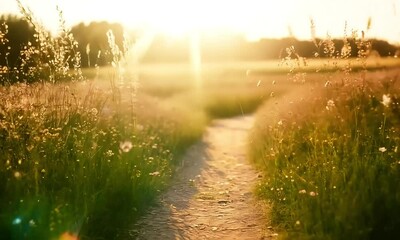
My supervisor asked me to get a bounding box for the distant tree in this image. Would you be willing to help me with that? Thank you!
[70,24,400,64]
[370,39,397,56]
[0,15,35,68]
[71,21,124,67]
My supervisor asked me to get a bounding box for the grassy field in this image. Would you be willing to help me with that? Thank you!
[250,67,400,239]
[2,57,400,239]
[84,57,400,78]
[2,4,400,239]
[0,58,287,239]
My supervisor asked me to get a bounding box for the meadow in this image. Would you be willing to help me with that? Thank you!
[2,3,400,239]
[250,57,400,238]
[0,10,287,238]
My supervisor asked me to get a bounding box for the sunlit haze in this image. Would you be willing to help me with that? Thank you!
[0,0,399,43]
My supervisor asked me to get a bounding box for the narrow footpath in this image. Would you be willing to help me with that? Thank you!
[128,116,276,240]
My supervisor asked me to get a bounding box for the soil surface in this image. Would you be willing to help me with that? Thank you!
[127,116,277,240]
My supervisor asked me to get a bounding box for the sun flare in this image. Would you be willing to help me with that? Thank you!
[112,0,291,38]
[0,0,399,42]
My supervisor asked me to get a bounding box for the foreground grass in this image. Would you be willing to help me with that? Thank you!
[250,70,400,239]
[0,61,286,239]
[0,79,208,239]
[0,5,225,237]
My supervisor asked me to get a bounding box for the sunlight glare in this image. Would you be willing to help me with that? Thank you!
[113,0,292,38]
[1,0,398,42]
[190,31,202,90]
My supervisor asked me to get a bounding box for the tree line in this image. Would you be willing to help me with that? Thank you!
[141,34,399,62]
[1,14,399,69]
[0,15,125,69]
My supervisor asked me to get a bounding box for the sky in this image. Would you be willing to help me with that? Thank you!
[0,0,399,43]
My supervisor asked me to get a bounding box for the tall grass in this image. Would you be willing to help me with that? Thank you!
[250,30,400,239]
[0,2,208,239]
[0,80,207,239]
[0,0,83,84]
[0,2,279,239]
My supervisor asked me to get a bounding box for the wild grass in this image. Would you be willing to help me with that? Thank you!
[0,3,207,239]
[0,0,83,84]
[250,33,400,239]
[0,79,209,239]
[4,2,400,239]
[0,2,281,239]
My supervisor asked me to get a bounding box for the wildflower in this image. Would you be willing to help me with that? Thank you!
[379,147,387,153]
[295,220,301,226]
[90,108,98,116]
[309,191,316,197]
[14,171,21,179]
[382,94,391,107]
[29,219,36,227]
[324,81,331,87]
[119,141,133,153]
[299,189,307,194]
[106,150,114,157]
[326,100,335,111]
[149,171,160,176]
[277,120,283,126]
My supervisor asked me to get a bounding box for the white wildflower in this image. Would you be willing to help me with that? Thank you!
[149,171,160,176]
[379,147,387,153]
[29,219,36,227]
[90,108,98,116]
[326,100,335,111]
[324,81,331,87]
[14,171,21,179]
[106,150,114,157]
[119,141,133,153]
[382,94,391,108]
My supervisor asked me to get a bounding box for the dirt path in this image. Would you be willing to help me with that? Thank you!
[128,116,276,240]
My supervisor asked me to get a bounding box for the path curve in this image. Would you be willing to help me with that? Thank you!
[128,116,276,240]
